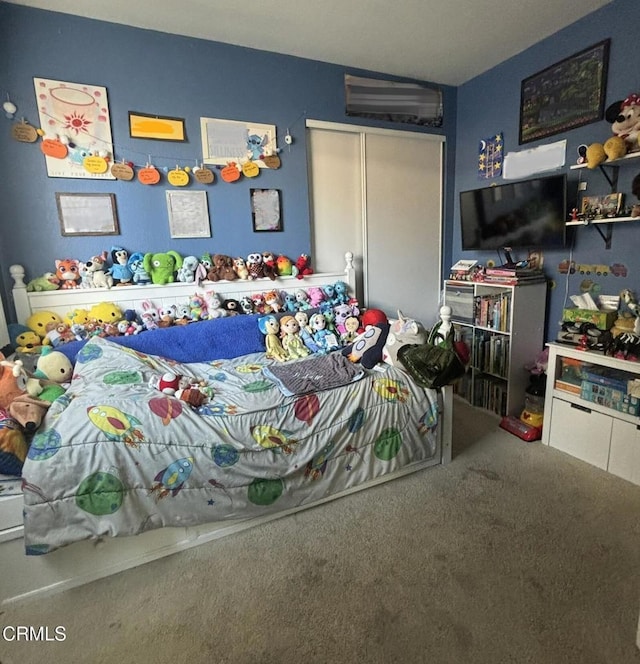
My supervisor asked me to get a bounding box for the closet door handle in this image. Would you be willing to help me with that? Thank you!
[571,403,592,414]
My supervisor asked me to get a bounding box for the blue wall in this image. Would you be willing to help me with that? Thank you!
[0,1,456,322]
[454,0,640,341]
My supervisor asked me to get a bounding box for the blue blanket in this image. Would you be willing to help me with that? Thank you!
[58,315,266,364]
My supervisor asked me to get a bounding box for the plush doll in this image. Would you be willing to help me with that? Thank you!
[293,254,313,279]
[246,252,266,280]
[279,315,311,360]
[149,372,182,395]
[158,304,177,328]
[261,252,278,280]
[295,288,311,310]
[84,252,114,289]
[188,294,208,321]
[264,290,282,313]
[88,302,123,326]
[295,311,321,353]
[176,255,201,283]
[33,347,72,401]
[143,251,183,285]
[340,316,363,345]
[276,255,293,277]
[8,324,41,354]
[0,354,50,432]
[342,323,391,370]
[258,315,288,362]
[128,252,152,285]
[55,258,82,289]
[208,254,237,282]
[26,272,60,292]
[27,310,63,341]
[109,247,133,285]
[309,312,339,353]
[586,93,640,168]
[233,257,250,280]
[206,291,228,319]
[222,299,243,316]
[65,308,91,327]
[361,308,389,328]
[306,287,325,308]
[381,311,428,368]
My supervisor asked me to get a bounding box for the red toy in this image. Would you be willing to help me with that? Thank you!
[294,254,313,279]
[361,308,388,327]
[499,415,541,442]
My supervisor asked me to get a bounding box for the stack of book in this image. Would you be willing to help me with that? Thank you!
[448,259,478,281]
[483,265,546,285]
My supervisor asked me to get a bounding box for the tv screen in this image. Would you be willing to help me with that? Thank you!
[460,174,567,251]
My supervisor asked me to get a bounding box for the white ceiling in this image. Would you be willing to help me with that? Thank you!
[6,0,612,86]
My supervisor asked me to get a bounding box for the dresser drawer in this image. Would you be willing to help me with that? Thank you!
[548,397,612,469]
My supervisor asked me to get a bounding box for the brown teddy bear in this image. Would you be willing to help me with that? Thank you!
[208,254,237,282]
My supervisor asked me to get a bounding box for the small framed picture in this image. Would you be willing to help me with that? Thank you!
[55,193,119,236]
[166,190,211,238]
[251,188,282,232]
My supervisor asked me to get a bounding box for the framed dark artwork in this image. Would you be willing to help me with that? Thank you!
[519,39,610,144]
[56,193,120,236]
[251,189,282,232]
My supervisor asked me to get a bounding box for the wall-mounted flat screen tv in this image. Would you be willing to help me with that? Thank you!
[460,174,567,251]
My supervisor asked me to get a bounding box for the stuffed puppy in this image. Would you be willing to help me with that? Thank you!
[143,251,183,285]
[0,355,49,432]
[342,323,390,370]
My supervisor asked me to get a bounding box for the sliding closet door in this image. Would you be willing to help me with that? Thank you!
[307,122,443,325]
[307,128,363,274]
[364,132,442,324]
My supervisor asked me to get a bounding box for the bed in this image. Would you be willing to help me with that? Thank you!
[0,253,452,604]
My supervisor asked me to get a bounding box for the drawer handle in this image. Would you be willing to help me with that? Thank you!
[571,403,592,414]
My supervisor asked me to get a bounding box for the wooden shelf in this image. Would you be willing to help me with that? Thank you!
[566,215,639,226]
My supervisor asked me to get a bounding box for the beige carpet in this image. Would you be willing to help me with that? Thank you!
[2,399,639,664]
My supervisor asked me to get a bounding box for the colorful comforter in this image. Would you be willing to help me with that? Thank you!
[22,337,441,553]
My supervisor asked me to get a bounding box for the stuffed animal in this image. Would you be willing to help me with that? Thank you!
[342,323,390,369]
[55,258,82,289]
[128,252,152,285]
[261,252,278,280]
[0,354,50,432]
[222,299,243,316]
[84,252,114,289]
[361,308,389,328]
[33,346,73,396]
[26,272,60,292]
[233,257,250,280]
[0,407,28,476]
[208,254,238,282]
[206,291,228,318]
[143,251,183,285]
[88,302,123,327]
[27,310,63,341]
[382,311,428,367]
[586,93,640,168]
[246,253,266,280]
[8,324,41,353]
[176,255,201,283]
[293,254,313,279]
[279,315,310,360]
[109,246,133,285]
[276,255,293,277]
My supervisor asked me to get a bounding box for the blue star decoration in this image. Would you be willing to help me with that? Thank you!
[345,464,352,472]
[207,499,215,506]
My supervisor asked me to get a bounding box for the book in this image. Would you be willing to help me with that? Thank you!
[485,266,543,277]
[450,259,478,272]
[482,275,546,286]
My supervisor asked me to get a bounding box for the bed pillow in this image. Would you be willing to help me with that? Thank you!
[57,314,266,364]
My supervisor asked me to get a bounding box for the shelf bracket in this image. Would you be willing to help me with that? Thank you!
[593,223,613,249]
[597,163,619,190]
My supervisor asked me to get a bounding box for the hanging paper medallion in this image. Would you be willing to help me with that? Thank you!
[41,138,68,159]
[138,165,161,185]
[262,155,281,169]
[221,162,241,183]
[83,155,109,174]
[194,167,215,184]
[242,161,260,178]
[167,168,189,187]
[11,122,38,143]
[111,162,134,181]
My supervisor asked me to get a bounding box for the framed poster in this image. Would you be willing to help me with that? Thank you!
[519,40,610,144]
[128,111,186,141]
[251,189,282,232]
[200,117,277,167]
[56,193,119,236]
[581,193,623,218]
[166,191,211,238]
[34,78,115,179]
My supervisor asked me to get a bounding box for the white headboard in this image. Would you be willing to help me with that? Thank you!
[9,252,357,329]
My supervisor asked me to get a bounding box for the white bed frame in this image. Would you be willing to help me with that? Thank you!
[0,253,452,605]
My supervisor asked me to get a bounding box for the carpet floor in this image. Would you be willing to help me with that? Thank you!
[1,399,639,664]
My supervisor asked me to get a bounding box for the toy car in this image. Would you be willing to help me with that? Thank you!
[610,263,628,277]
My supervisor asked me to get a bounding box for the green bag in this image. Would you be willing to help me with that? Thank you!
[397,321,466,389]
